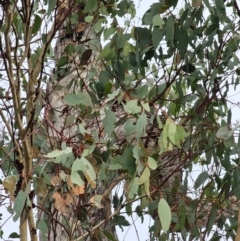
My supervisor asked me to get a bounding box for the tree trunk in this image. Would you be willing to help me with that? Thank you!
[39,1,119,240]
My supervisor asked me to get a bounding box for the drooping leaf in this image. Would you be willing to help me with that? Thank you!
[121,146,136,177]
[47,0,57,16]
[13,191,27,221]
[166,16,174,47]
[32,15,41,34]
[138,167,150,185]
[128,177,139,199]
[194,171,209,189]
[158,198,171,232]
[136,112,147,139]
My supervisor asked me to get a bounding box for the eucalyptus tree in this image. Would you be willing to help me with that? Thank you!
[1,0,240,241]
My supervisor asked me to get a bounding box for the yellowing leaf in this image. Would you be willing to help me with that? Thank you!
[147,156,157,170]
[90,195,103,208]
[168,121,177,145]
[138,167,150,185]
[158,198,171,232]
[141,101,150,112]
[84,172,96,189]
[144,178,150,197]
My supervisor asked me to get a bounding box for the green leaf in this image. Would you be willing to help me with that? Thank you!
[81,157,96,188]
[32,15,41,34]
[177,29,188,59]
[215,0,226,15]
[141,101,150,112]
[144,178,150,197]
[57,56,68,67]
[103,230,117,241]
[168,121,177,145]
[147,156,157,170]
[194,171,209,189]
[121,146,136,177]
[72,158,86,172]
[37,220,48,234]
[103,110,116,136]
[138,167,150,185]
[174,124,186,148]
[83,0,97,13]
[123,41,131,56]
[166,16,174,47]
[98,45,111,59]
[64,92,93,107]
[162,122,169,150]
[129,177,139,199]
[8,232,20,238]
[70,171,85,186]
[152,15,165,29]
[216,126,232,140]
[125,119,136,143]
[13,191,27,221]
[123,99,141,114]
[181,63,196,73]
[107,89,120,102]
[85,16,94,23]
[44,147,72,158]
[48,0,57,16]
[158,198,171,232]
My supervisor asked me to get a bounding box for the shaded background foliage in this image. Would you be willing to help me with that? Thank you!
[0,0,240,240]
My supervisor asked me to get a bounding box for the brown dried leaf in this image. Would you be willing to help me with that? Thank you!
[31,146,40,159]
[52,192,66,213]
[63,192,74,206]
[35,177,47,197]
[67,176,85,195]
[51,175,61,186]
[76,22,87,33]
[3,175,18,201]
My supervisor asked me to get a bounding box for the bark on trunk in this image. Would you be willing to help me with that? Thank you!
[39,1,119,240]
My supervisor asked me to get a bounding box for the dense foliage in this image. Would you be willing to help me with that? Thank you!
[0,0,240,240]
